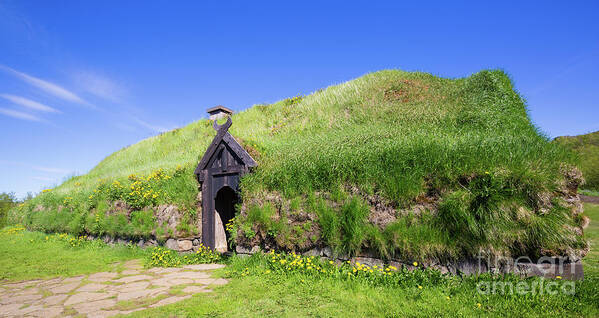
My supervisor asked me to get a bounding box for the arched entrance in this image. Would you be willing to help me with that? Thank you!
[213,186,239,252]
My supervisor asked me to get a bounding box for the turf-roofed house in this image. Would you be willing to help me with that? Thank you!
[9,70,589,279]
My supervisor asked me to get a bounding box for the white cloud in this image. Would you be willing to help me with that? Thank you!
[31,165,71,174]
[113,122,139,133]
[32,176,55,182]
[0,160,71,174]
[133,117,171,133]
[0,94,60,113]
[0,108,43,122]
[73,71,126,102]
[0,65,92,107]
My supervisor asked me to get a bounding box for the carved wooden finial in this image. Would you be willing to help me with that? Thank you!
[212,116,232,131]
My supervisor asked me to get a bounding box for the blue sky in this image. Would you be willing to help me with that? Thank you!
[1,1,598,198]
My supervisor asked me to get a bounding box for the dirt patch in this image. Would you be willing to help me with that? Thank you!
[236,137,261,162]
[383,79,431,103]
[107,200,131,217]
[345,185,397,228]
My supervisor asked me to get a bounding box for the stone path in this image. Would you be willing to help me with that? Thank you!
[0,260,228,317]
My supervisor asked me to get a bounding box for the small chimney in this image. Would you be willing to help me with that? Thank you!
[206,105,234,121]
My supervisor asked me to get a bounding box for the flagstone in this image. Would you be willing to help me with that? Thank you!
[28,305,64,318]
[148,277,173,287]
[113,274,153,284]
[16,303,44,315]
[119,307,147,315]
[41,282,65,291]
[6,293,43,304]
[116,281,150,292]
[0,303,22,316]
[0,295,13,305]
[78,283,107,292]
[117,288,155,301]
[48,282,80,294]
[164,271,210,280]
[87,310,121,318]
[147,267,182,274]
[4,280,42,289]
[87,272,118,282]
[183,264,226,270]
[63,275,85,283]
[168,278,195,285]
[41,294,68,306]
[181,285,207,294]
[72,298,118,314]
[147,287,170,297]
[121,269,140,275]
[38,278,63,287]
[194,278,216,285]
[149,295,191,308]
[14,287,40,296]
[65,291,114,306]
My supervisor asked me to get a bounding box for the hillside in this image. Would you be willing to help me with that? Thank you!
[10,69,588,263]
[554,131,599,190]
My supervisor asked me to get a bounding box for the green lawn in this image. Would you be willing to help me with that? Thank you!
[126,271,597,317]
[0,227,145,281]
[582,203,599,276]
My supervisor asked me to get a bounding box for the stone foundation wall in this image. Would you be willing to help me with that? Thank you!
[85,234,204,253]
[235,245,584,280]
[87,233,584,280]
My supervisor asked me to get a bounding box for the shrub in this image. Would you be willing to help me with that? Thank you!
[0,192,17,228]
[145,245,220,267]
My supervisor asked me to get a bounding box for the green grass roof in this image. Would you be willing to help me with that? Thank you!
[58,69,568,201]
[554,131,599,190]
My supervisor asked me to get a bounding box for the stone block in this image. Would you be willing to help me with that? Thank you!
[178,240,193,251]
[165,238,178,250]
[236,245,251,254]
[302,248,322,257]
[351,257,384,268]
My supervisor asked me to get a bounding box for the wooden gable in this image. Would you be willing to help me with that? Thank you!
[194,117,257,182]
